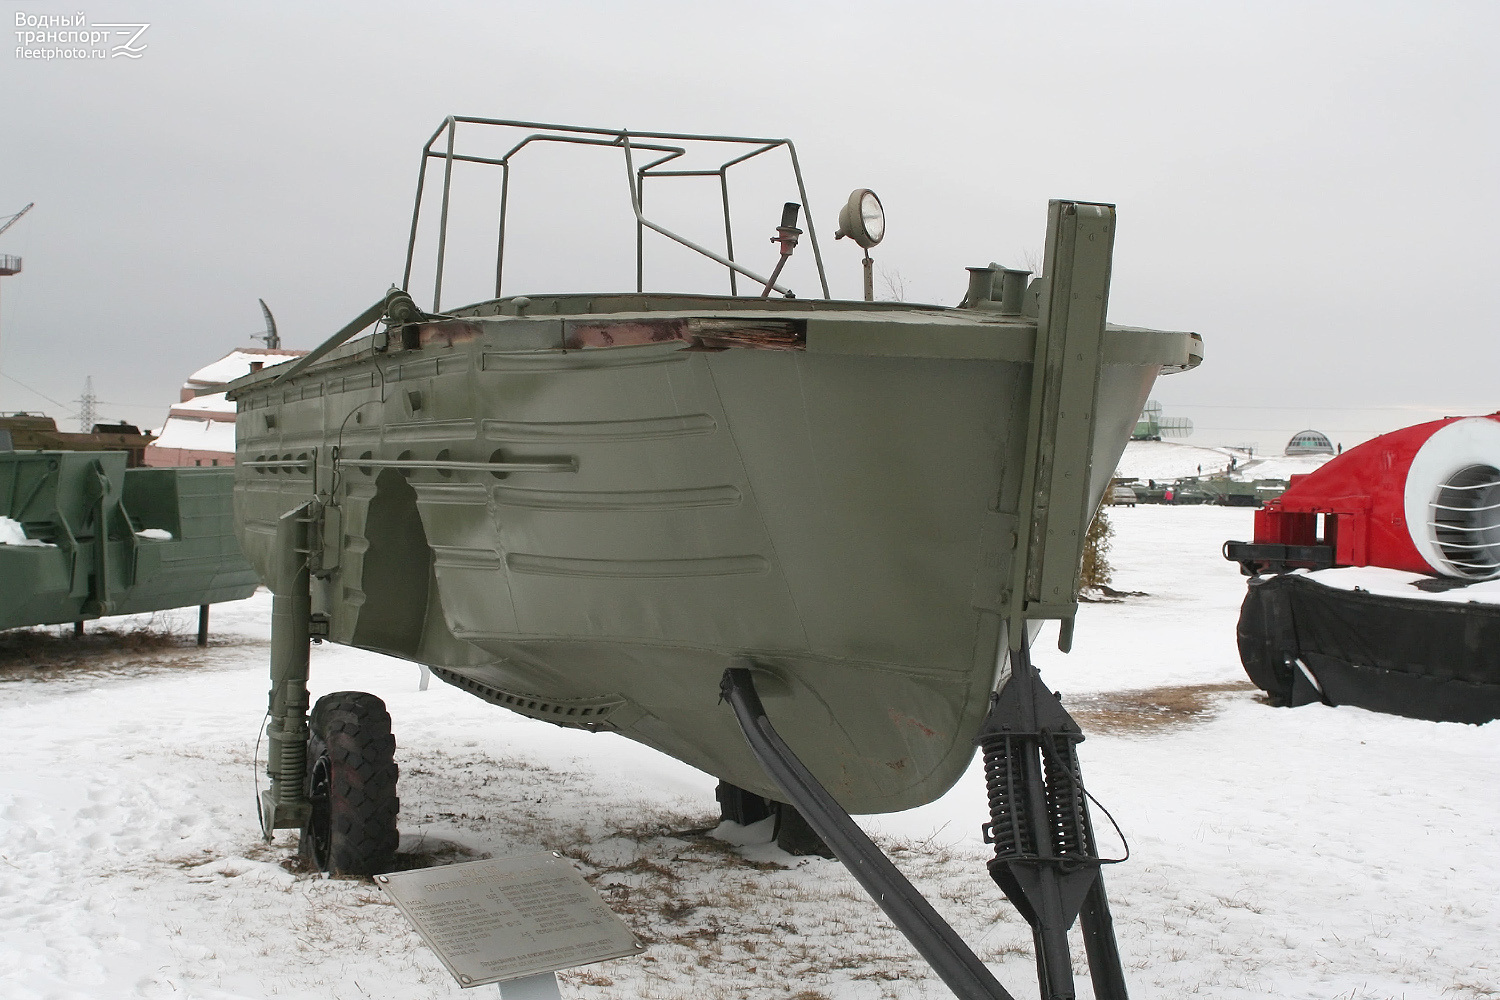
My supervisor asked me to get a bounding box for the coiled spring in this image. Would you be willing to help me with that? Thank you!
[981,731,1095,863]
[1041,735,1093,860]
[980,733,1035,857]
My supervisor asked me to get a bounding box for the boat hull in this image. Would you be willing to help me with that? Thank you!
[233,303,1195,812]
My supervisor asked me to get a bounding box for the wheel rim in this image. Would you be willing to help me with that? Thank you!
[307,753,333,871]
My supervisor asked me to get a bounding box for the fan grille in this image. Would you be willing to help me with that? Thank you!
[1429,464,1500,579]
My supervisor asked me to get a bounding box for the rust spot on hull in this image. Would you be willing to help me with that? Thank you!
[562,318,805,352]
[887,708,940,739]
[418,321,484,349]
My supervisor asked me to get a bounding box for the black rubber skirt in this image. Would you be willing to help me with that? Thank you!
[1237,573,1500,725]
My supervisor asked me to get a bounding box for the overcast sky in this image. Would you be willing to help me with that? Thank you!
[2,0,1496,453]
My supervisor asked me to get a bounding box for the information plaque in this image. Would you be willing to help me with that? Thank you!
[376,852,644,988]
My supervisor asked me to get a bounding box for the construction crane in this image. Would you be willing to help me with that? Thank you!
[0,202,33,241]
[0,202,32,276]
[1,202,35,400]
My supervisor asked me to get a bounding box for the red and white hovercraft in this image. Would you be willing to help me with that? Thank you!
[1224,414,1500,724]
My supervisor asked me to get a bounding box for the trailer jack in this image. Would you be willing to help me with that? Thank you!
[721,642,1127,1000]
[260,502,315,839]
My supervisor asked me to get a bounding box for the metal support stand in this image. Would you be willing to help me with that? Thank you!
[72,620,84,638]
[721,667,1017,1000]
[197,604,209,647]
[722,645,1130,1000]
[978,642,1128,1000]
[497,972,561,999]
[260,503,314,839]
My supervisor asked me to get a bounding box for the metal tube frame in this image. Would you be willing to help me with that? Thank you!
[403,116,832,311]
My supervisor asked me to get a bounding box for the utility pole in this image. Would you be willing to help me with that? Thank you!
[78,375,97,432]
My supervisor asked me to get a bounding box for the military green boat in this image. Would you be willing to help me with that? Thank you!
[227,119,1201,1000]
[0,450,258,632]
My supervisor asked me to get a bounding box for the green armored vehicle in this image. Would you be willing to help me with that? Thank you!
[0,449,259,632]
[228,119,1201,1000]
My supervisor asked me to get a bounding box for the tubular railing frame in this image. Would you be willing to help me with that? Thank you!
[402,116,831,311]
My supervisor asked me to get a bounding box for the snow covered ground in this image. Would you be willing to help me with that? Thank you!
[2,507,1496,1000]
[1112,441,1241,482]
[1228,453,1332,482]
[1111,441,1332,485]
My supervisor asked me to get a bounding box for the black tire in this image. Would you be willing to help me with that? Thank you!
[299,691,399,876]
[715,780,773,826]
[774,803,835,859]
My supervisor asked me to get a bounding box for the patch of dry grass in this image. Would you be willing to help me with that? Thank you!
[0,618,256,682]
[1068,681,1256,734]
[1445,984,1500,999]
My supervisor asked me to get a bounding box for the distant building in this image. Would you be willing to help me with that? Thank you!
[0,413,154,466]
[144,347,304,467]
[1284,429,1335,456]
[1131,399,1193,441]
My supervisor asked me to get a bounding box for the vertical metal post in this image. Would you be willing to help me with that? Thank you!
[1006,201,1116,650]
[403,144,435,292]
[73,620,83,638]
[784,141,830,298]
[496,971,561,999]
[433,118,457,311]
[261,502,314,838]
[622,136,650,294]
[495,163,511,298]
[719,169,737,296]
[635,164,646,294]
[863,254,874,302]
[197,604,209,647]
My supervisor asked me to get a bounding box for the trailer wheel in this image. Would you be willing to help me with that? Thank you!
[300,691,399,876]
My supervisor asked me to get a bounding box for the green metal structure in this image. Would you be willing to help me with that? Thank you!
[226,118,1203,999]
[0,451,259,631]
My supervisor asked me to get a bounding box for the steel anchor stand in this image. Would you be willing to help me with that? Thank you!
[979,641,1127,1000]
[721,667,1016,1000]
[721,643,1128,1000]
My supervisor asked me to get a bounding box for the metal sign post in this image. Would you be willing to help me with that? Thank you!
[495,971,561,999]
[376,852,644,991]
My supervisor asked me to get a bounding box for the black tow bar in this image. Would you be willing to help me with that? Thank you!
[720,666,1018,1000]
